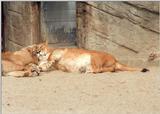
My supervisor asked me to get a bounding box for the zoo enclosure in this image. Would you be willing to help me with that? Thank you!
[2,1,160,66]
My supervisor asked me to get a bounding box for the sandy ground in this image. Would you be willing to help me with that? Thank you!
[2,67,160,114]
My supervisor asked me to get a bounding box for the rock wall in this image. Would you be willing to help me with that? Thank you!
[77,1,160,66]
[2,2,40,51]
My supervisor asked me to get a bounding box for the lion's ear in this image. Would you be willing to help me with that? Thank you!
[26,45,37,55]
[27,47,33,53]
[41,40,48,46]
[45,40,48,46]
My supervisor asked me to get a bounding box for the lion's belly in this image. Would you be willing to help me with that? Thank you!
[58,54,92,73]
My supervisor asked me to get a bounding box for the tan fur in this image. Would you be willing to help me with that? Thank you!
[2,43,45,77]
[36,45,148,73]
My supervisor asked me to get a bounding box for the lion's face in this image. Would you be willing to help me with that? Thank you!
[26,41,50,61]
[33,43,50,61]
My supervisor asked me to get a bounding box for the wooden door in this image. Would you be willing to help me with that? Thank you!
[2,2,40,51]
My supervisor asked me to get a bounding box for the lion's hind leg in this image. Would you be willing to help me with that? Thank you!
[2,60,24,73]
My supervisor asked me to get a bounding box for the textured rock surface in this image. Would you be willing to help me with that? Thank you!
[77,1,160,66]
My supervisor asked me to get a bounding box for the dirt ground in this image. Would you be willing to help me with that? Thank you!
[2,67,160,114]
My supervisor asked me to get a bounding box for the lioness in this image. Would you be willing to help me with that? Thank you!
[2,43,45,77]
[35,43,149,73]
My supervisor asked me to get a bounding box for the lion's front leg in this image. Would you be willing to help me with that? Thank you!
[3,71,30,77]
[24,63,41,77]
[3,63,41,77]
[38,60,55,72]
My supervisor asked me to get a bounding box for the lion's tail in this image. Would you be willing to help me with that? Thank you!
[115,62,149,72]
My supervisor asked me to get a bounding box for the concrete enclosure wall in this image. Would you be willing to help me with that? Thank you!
[77,1,160,67]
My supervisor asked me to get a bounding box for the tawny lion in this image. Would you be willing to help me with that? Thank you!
[34,43,149,73]
[2,43,45,77]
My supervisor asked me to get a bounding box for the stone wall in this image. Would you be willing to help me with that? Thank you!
[77,1,160,67]
[2,2,40,51]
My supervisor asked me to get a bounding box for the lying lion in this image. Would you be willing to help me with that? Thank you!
[34,42,149,73]
[2,43,46,77]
